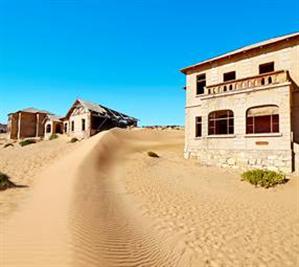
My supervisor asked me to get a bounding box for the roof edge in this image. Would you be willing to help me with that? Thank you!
[181,31,299,74]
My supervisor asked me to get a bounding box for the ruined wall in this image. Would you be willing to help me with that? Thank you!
[37,113,47,137]
[68,112,90,139]
[19,112,37,138]
[7,113,18,139]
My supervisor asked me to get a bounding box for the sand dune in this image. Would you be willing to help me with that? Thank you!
[1,129,298,267]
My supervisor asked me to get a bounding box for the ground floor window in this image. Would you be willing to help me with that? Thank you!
[246,105,279,134]
[208,110,234,135]
[64,123,68,133]
[82,119,86,131]
[71,121,74,132]
[195,117,202,137]
[46,124,51,133]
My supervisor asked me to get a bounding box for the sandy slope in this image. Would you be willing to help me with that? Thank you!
[1,129,298,267]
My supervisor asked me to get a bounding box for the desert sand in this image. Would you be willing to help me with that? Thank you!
[0,129,298,267]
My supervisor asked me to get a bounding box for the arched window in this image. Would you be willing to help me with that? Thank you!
[46,124,51,133]
[246,105,279,134]
[208,110,234,135]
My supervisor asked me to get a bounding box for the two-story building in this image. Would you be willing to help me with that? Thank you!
[181,32,299,174]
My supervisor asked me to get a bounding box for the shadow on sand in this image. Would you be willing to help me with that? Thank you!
[0,172,28,191]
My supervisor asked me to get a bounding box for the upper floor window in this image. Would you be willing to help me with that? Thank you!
[82,119,86,131]
[196,73,206,95]
[208,110,234,135]
[223,71,236,82]
[195,117,202,137]
[246,105,279,134]
[259,62,274,74]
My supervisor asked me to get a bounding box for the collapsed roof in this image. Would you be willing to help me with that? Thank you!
[65,99,138,124]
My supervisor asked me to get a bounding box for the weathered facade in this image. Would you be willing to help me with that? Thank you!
[63,99,138,139]
[7,108,51,140]
[181,32,299,173]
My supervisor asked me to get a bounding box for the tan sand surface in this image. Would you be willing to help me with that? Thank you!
[0,129,298,267]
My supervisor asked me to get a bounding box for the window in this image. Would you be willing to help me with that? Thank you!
[82,119,86,131]
[46,124,51,133]
[64,123,68,133]
[246,106,279,134]
[196,73,206,95]
[208,110,234,135]
[71,121,74,132]
[223,71,236,82]
[195,117,202,137]
[259,62,274,74]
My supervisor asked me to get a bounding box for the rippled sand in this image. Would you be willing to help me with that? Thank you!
[1,129,298,267]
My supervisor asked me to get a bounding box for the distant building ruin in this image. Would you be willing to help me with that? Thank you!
[7,99,138,140]
[7,108,52,139]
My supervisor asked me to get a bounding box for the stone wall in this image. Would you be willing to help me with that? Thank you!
[7,114,18,139]
[185,148,293,173]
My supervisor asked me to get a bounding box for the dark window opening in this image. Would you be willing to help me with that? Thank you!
[196,73,206,95]
[259,62,274,74]
[64,123,67,133]
[46,124,51,133]
[208,110,234,135]
[195,117,202,137]
[246,106,279,134]
[71,121,74,132]
[55,124,62,134]
[268,77,272,84]
[223,71,236,82]
[82,119,86,131]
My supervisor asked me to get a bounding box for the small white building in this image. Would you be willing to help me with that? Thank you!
[43,115,63,140]
[62,99,138,139]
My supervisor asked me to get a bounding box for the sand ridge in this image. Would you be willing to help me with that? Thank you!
[1,129,298,266]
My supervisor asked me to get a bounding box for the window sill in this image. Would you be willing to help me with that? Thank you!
[245,133,282,138]
[194,137,202,140]
[207,134,236,138]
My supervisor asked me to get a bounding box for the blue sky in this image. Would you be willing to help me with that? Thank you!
[0,0,298,125]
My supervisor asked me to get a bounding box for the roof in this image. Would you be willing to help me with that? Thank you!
[66,99,138,122]
[181,31,299,74]
[46,115,63,122]
[9,107,53,115]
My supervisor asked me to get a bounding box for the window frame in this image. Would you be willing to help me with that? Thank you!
[82,118,86,131]
[195,116,202,138]
[246,105,279,134]
[259,62,274,74]
[196,73,206,95]
[46,124,51,133]
[223,71,236,82]
[208,110,234,135]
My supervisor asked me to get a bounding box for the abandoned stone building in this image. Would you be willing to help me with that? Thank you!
[181,32,299,173]
[62,99,138,139]
[7,108,52,139]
